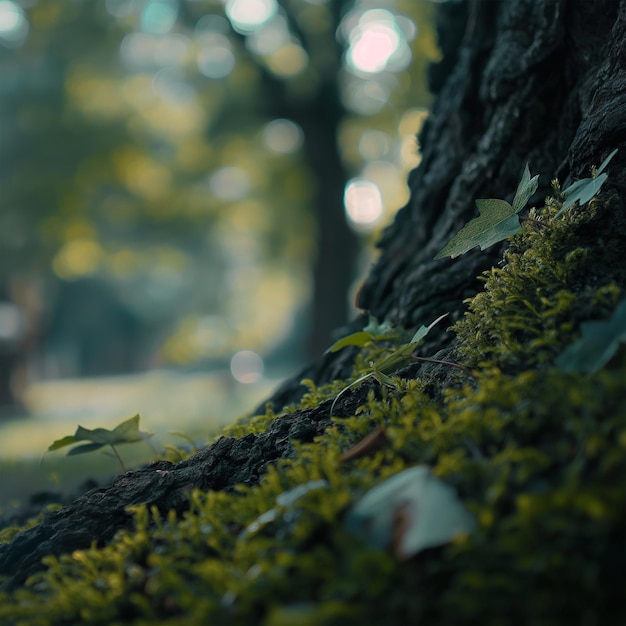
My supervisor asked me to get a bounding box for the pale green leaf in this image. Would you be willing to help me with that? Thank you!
[596,148,618,175]
[435,199,521,259]
[326,331,375,354]
[556,298,626,374]
[512,164,539,214]
[109,413,152,445]
[556,149,617,217]
[66,442,106,456]
[74,425,115,445]
[346,466,476,559]
[47,435,79,452]
[557,173,608,216]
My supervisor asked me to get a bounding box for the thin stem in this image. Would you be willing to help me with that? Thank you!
[110,444,127,473]
[519,216,548,228]
[410,356,479,382]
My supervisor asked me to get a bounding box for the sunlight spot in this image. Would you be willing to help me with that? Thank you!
[153,33,190,66]
[141,0,178,35]
[343,8,413,76]
[53,240,103,280]
[266,43,308,77]
[0,0,28,47]
[197,33,235,79]
[225,0,277,34]
[263,119,303,154]
[230,350,264,384]
[358,130,391,161]
[209,166,250,200]
[152,68,195,104]
[348,22,399,73]
[0,303,23,341]
[195,13,230,36]
[344,179,383,230]
[120,32,158,68]
[343,79,389,115]
[246,14,290,56]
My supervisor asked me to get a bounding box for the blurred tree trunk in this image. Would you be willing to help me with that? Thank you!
[266,0,360,359]
[2,0,625,589]
[294,81,359,358]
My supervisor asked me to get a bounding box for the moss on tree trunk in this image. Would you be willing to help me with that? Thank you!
[1,1,625,624]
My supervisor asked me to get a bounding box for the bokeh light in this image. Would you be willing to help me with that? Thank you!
[141,0,178,35]
[225,0,277,34]
[197,33,236,79]
[246,14,290,56]
[347,10,399,74]
[0,0,28,47]
[263,119,303,154]
[209,166,251,201]
[266,43,308,77]
[230,350,264,383]
[344,179,383,231]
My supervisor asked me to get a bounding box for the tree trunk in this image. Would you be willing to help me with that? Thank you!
[1,0,625,595]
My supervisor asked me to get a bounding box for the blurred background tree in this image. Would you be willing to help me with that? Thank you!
[0,0,438,411]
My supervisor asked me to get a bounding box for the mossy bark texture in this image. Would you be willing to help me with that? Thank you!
[0,0,625,621]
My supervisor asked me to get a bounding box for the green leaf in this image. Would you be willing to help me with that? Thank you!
[556,149,617,217]
[408,312,448,344]
[66,442,106,456]
[512,163,539,214]
[435,164,539,260]
[556,298,626,374]
[327,315,410,354]
[363,315,393,336]
[47,435,79,452]
[345,466,475,559]
[74,425,116,445]
[596,147,618,175]
[330,314,447,417]
[435,198,521,259]
[109,413,152,445]
[47,414,152,455]
[326,331,375,354]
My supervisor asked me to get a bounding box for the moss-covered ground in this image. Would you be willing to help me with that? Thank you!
[1,191,625,625]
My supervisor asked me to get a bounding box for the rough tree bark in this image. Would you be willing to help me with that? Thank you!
[1,0,625,590]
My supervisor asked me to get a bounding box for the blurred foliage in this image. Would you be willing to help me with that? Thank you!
[0,0,438,377]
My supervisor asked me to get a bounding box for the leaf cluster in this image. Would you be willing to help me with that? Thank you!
[435,151,617,259]
[47,414,153,472]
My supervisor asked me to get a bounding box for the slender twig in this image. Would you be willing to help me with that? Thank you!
[409,356,479,382]
[109,444,127,472]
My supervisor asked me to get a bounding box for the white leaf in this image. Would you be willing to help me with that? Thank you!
[346,466,475,559]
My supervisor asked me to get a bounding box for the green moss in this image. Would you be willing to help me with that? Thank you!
[1,191,625,625]
[454,194,625,372]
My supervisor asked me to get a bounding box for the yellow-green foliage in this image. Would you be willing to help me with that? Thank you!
[1,192,625,625]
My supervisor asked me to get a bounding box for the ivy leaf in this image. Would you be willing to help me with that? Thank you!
[435,164,539,260]
[67,442,107,456]
[48,414,152,455]
[326,315,405,354]
[47,435,79,452]
[556,148,617,217]
[434,199,522,259]
[512,163,540,214]
[329,314,447,416]
[556,297,626,374]
[345,466,475,559]
[326,331,375,354]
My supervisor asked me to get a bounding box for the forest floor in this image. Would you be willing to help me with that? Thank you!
[0,369,275,511]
